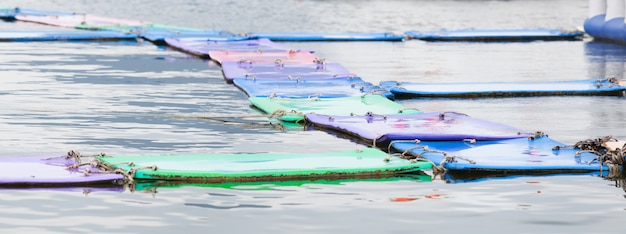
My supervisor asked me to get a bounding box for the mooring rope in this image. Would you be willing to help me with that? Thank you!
[523,131,547,140]
[269,109,303,120]
[385,139,477,174]
[127,165,158,179]
[313,58,326,65]
[49,150,135,183]
[438,111,468,120]
[45,150,107,164]
[398,108,421,114]
[553,135,626,175]
[274,59,284,67]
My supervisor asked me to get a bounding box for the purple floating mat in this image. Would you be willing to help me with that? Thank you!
[221,61,354,82]
[0,155,123,185]
[305,112,532,147]
[164,38,295,57]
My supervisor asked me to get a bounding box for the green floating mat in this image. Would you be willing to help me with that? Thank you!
[96,148,432,183]
[131,173,432,191]
[250,94,422,122]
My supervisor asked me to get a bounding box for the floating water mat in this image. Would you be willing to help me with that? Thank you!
[0,152,124,185]
[164,38,294,58]
[209,50,319,65]
[0,7,74,20]
[443,171,606,184]
[389,135,621,172]
[141,29,245,43]
[246,32,405,41]
[131,173,432,191]
[404,29,584,42]
[305,111,532,147]
[233,77,393,99]
[380,78,626,98]
[96,148,432,182]
[250,94,420,122]
[0,30,138,41]
[15,14,148,29]
[74,22,200,31]
[220,61,353,82]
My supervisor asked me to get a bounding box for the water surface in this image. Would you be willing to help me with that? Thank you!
[1,0,626,233]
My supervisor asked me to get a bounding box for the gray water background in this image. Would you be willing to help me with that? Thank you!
[1,0,626,233]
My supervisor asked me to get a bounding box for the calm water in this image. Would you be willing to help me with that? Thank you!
[1,0,626,233]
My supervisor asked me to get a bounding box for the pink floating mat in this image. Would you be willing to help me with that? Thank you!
[208,50,319,65]
[221,61,354,82]
[0,154,124,185]
[15,14,148,28]
[164,38,296,57]
[305,112,533,147]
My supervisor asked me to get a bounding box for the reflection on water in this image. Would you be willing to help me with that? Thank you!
[585,41,626,80]
[1,0,626,233]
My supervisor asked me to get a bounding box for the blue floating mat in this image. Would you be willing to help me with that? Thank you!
[164,38,295,57]
[0,7,74,19]
[404,29,584,41]
[389,136,611,172]
[247,32,405,41]
[305,111,532,147]
[142,30,247,43]
[0,30,138,41]
[233,77,393,98]
[444,171,606,184]
[221,61,353,82]
[380,78,626,98]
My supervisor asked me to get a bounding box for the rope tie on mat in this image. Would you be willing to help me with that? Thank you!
[274,59,284,68]
[287,75,301,81]
[47,149,141,183]
[238,58,253,64]
[128,165,158,178]
[308,94,323,99]
[386,139,477,174]
[398,108,421,114]
[269,109,303,120]
[313,58,326,65]
[553,135,626,175]
[524,131,547,140]
[332,73,357,78]
[438,111,468,120]
[45,150,107,164]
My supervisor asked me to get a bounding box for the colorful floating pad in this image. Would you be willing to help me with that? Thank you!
[249,94,420,122]
[233,77,393,99]
[404,29,584,42]
[390,136,610,172]
[209,50,319,65]
[132,173,432,191]
[246,32,405,41]
[305,111,532,147]
[164,38,294,57]
[444,171,606,184]
[221,61,353,82]
[92,23,208,33]
[132,173,431,191]
[96,148,432,182]
[380,78,626,98]
[0,7,74,19]
[0,30,138,41]
[141,29,244,43]
[0,155,123,185]
[15,14,148,29]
